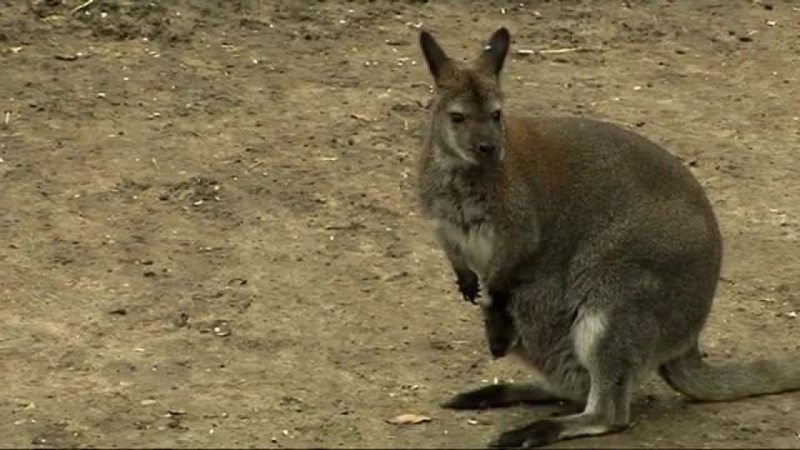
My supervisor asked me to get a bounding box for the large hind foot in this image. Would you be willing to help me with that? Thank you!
[441,382,563,410]
[488,412,629,448]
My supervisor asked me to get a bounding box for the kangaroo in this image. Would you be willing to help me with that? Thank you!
[417,27,800,448]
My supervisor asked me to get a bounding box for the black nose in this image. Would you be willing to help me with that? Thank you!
[478,143,496,155]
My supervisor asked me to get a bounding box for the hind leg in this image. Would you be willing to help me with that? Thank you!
[489,285,659,448]
[442,380,566,410]
[489,365,634,447]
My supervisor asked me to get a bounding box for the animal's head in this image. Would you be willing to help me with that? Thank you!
[419,28,511,167]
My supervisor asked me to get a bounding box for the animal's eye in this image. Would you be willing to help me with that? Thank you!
[450,112,466,124]
[492,110,503,121]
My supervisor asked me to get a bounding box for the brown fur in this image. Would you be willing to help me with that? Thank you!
[504,118,570,199]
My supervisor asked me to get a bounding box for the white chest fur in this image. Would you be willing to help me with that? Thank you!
[436,220,496,281]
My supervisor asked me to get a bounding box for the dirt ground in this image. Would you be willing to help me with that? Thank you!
[1,0,799,448]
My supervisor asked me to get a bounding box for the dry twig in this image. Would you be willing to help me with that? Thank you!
[71,0,96,14]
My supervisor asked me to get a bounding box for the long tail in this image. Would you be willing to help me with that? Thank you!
[659,346,800,402]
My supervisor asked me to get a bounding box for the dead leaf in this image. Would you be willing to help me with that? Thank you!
[387,413,432,425]
[350,113,373,122]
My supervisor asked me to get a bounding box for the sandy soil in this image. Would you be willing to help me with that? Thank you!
[1,0,798,447]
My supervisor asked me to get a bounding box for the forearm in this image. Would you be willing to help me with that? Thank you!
[443,241,480,303]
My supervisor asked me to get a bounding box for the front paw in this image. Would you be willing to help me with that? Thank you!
[456,277,480,304]
[461,289,480,304]
[488,420,563,448]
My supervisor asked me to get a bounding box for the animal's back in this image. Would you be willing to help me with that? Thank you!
[505,116,718,225]
[504,115,721,290]
[503,116,724,385]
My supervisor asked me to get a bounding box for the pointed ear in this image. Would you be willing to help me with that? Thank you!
[477,27,511,76]
[419,30,449,81]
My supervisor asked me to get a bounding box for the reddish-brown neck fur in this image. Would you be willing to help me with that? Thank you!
[503,117,570,200]
[474,117,571,234]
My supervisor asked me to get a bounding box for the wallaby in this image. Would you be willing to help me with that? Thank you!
[417,27,800,448]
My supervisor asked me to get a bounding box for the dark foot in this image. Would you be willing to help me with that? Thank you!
[442,384,508,410]
[488,420,563,448]
[456,271,480,304]
[441,383,561,410]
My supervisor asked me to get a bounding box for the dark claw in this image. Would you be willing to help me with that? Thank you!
[488,420,562,448]
[462,290,480,304]
[440,394,481,410]
[440,384,506,410]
